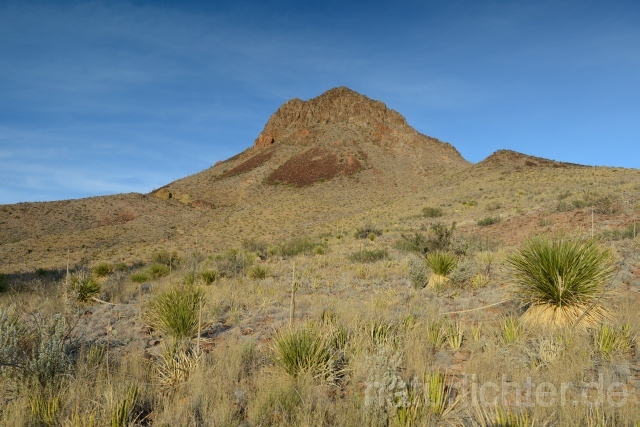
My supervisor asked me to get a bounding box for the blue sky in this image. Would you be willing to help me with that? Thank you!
[1,0,639,204]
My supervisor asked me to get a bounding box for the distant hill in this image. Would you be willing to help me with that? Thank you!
[1,87,637,272]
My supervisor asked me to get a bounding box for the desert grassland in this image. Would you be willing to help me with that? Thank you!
[1,165,640,426]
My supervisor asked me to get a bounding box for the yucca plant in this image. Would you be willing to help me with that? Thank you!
[424,251,457,289]
[270,327,334,381]
[147,286,204,341]
[507,236,615,330]
[69,272,101,303]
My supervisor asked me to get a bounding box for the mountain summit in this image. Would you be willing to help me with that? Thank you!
[254,87,409,148]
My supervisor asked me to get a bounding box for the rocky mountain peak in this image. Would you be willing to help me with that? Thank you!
[254,86,408,148]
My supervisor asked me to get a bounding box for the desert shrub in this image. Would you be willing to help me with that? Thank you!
[424,251,457,289]
[151,249,180,268]
[557,190,571,200]
[0,308,70,393]
[422,207,443,218]
[485,201,502,212]
[248,265,269,280]
[355,225,382,239]
[395,232,430,254]
[69,272,101,303]
[349,248,389,263]
[216,249,254,278]
[146,263,170,279]
[593,196,620,215]
[507,236,616,329]
[556,201,572,212]
[200,270,218,285]
[448,256,480,287]
[477,215,501,227]
[395,222,457,255]
[242,238,268,259]
[276,237,324,258]
[147,286,204,341]
[429,222,456,251]
[571,199,589,209]
[130,271,150,283]
[363,346,409,419]
[92,262,114,278]
[598,223,637,241]
[270,327,334,381]
[407,255,429,289]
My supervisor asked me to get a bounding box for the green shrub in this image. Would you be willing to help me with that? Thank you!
[147,286,204,341]
[485,201,502,212]
[271,327,334,381]
[422,206,444,218]
[248,265,269,280]
[355,225,382,239]
[507,236,615,329]
[477,216,501,227]
[275,237,324,258]
[146,263,170,279]
[151,250,180,268]
[130,272,150,283]
[429,222,456,251]
[349,248,389,263]
[92,262,114,278]
[572,199,589,209]
[200,270,218,285]
[395,232,430,254]
[556,201,572,212]
[242,239,268,259]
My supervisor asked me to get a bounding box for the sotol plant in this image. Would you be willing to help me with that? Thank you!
[507,236,615,330]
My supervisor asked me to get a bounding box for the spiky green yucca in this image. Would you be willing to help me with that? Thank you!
[424,251,457,289]
[147,287,203,341]
[271,327,333,381]
[507,237,615,330]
